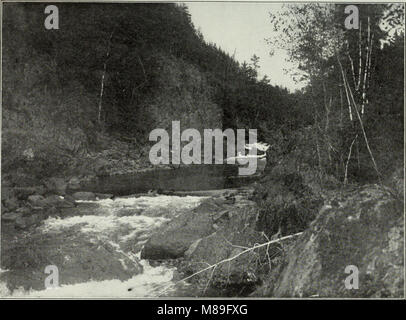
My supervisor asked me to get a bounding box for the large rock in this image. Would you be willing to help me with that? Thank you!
[67,177,81,191]
[44,177,67,195]
[140,199,222,259]
[1,212,23,223]
[11,173,41,187]
[93,158,110,176]
[1,232,143,292]
[16,206,32,215]
[116,207,144,217]
[385,165,404,198]
[2,197,20,212]
[178,201,274,296]
[27,195,46,207]
[14,186,46,200]
[27,195,75,208]
[95,193,114,200]
[15,214,43,230]
[2,187,20,212]
[180,227,267,296]
[72,191,96,201]
[1,186,15,201]
[44,195,75,208]
[63,194,77,203]
[257,184,404,298]
[254,172,323,237]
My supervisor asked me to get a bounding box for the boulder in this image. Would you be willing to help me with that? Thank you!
[11,173,40,187]
[44,178,67,195]
[1,233,143,291]
[258,184,404,298]
[15,214,43,230]
[116,208,144,217]
[45,206,60,218]
[63,194,77,204]
[27,195,46,207]
[1,187,15,201]
[385,165,404,198]
[2,187,19,212]
[178,203,269,296]
[1,212,23,223]
[140,199,221,260]
[95,193,114,200]
[14,186,46,200]
[43,195,75,208]
[93,158,110,176]
[27,195,75,208]
[72,191,96,201]
[2,197,20,212]
[254,172,323,237]
[180,227,266,293]
[67,177,81,191]
[59,202,101,218]
[16,207,31,215]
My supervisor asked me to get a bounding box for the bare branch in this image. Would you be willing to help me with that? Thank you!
[361,17,371,115]
[157,232,303,296]
[346,42,356,88]
[337,55,382,181]
[344,134,358,184]
[98,31,114,125]
[357,21,362,91]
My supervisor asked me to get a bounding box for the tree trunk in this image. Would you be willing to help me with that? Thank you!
[98,31,114,125]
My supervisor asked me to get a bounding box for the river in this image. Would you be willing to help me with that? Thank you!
[1,194,208,298]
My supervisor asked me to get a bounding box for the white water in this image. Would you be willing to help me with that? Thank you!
[1,195,206,298]
[1,261,179,298]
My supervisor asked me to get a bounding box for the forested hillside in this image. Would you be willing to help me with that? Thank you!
[1,2,404,298]
[2,3,296,184]
[261,3,404,188]
[2,2,403,194]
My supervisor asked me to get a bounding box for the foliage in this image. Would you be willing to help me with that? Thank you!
[2,3,403,186]
[266,3,404,184]
[2,3,297,181]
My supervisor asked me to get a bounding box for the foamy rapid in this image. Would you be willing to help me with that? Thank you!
[1,260,180,298]
[1,195,205,298]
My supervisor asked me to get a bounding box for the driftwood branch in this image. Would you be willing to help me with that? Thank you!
[157,232,303,296]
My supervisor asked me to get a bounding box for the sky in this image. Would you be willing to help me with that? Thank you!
[186,2,306,91]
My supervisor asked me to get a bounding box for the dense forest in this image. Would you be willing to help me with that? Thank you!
[2,3,293,183]
[265,3,404,187]
[2,3,404,188]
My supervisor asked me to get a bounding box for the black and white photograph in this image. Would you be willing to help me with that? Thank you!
[0,1,404,299]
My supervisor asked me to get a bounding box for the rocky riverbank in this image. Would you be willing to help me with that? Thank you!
[138,170,404,298]
[1,165,404,298]
[1,175,113,233]
[1,192,207,296]
[252,183,404,297]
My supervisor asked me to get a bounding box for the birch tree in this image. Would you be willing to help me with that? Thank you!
[267,3,401,182]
